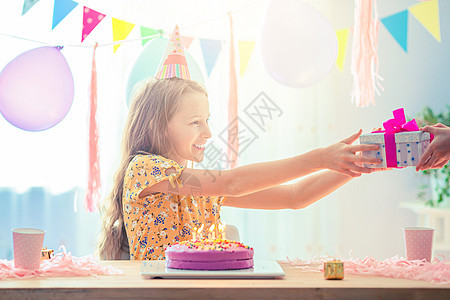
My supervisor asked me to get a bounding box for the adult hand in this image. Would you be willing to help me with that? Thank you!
[416,123,450,171]
[321,129,381,177]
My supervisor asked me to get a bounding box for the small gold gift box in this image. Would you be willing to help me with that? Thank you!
[324,260,344,280]
[41,247,54,260]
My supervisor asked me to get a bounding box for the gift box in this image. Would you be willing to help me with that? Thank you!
[324,260,344,280]
[41,247,54,260]
[360,108,432,169]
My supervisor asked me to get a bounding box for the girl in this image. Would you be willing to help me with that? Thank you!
[97,77,381,260]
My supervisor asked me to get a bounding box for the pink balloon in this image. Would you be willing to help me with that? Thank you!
[0,46,74,131]
[259,0,338,88]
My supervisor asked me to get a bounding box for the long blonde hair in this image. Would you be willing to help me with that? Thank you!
[97,77,207,259]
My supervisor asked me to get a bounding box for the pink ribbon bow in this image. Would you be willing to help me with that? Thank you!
[372,108,421,168]
[381,108,419,133]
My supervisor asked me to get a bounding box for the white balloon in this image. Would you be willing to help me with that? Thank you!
[258,0,338,88]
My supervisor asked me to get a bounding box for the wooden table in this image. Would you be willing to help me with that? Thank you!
[1,261,449,299]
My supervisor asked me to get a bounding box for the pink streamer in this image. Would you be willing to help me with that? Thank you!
[286,252,450,285]
[228,12,239,168]
[351,0,384,107]
[0,247,122,279]
[86,42,101,212]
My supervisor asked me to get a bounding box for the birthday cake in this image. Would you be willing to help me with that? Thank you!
[165,239,254,270]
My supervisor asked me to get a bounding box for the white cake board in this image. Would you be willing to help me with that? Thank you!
[140,260,285,279]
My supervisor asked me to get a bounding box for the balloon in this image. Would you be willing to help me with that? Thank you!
[0,46,74,131]
[125,37,205,106]
[258,0,338,88]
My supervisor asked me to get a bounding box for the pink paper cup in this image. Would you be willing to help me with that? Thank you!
[12,228,45,270]
[403,227,434,262]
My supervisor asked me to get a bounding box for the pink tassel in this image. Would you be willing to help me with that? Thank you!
[86,43,100,212]
[351,0,384,107]
[228,12,239,168]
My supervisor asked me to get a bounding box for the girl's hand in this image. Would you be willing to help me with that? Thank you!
[320,129,381,177]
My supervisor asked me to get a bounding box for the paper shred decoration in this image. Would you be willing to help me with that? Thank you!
[0,247,122,279]
[199,39,222,76]
[238,41,255,77]
[52,0,78,30]
[81,7,105,43]
[287,254,450,285]
[180,36,194,49]
[350,0,383,107]
[228,13,239,168]
[155,25,191,79]
[22,0,40,16]
[86,43,100,213]
[112,18,135,53]
[140,27,160,46]
[335,28,350,71]
[381,11,409,52]
[409,0,441,42]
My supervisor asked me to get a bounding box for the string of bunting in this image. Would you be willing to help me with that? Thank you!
[15,0,443,77]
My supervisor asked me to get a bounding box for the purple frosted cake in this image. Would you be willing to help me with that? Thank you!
[165,239,254,270]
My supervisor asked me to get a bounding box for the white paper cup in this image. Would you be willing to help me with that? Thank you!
[403,227,434,262]
[12,228,45,270]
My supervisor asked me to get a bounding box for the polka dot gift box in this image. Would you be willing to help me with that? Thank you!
[12,228,45,270]
[359,108,431,169]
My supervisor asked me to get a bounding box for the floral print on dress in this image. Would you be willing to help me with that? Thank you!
[122,154,225,260]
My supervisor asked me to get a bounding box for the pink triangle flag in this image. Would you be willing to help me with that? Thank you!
[180,36,194,49]
[82,6,106,42]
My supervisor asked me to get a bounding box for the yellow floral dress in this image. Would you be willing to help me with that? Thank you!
[123,154,225,260]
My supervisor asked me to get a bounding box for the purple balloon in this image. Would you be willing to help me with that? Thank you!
[0,46,74,131]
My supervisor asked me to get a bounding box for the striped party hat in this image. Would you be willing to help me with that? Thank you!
[155,25,191,79]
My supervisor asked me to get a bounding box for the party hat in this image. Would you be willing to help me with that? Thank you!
[155,25,191,79]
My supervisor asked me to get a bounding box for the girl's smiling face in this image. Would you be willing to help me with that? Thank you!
[167,91,211,166]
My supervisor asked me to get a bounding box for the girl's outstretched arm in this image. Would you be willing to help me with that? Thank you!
[139,130,380,198]
[223,171,351,210]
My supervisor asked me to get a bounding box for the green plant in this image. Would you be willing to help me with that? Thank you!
[415,105,450,207]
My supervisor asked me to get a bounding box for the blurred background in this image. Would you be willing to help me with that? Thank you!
[0,0,448,261]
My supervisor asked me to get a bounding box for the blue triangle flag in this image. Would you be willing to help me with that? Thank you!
[199,39,222,76]
[22,0,40,16]
[52,0,78,29]
[381,10,409,52]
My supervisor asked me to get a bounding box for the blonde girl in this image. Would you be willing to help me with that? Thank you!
[97,77,380,260]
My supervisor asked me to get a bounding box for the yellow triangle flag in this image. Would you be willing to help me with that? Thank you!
[238,41,255,77]
[335,28,350,71]
[112,18,135,53]
[409,0,441,42]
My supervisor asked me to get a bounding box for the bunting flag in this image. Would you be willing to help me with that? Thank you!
[112,18,135,53]
[81,7,105,43]
[140,27,160,46]
[86,43,100,213]
[335,28,350,71]
[22,0,40,16]
[238,41,255,77]
[52,0,78,29]
[199,39,222,76]
[228,13,239,168]
[409,0,441,42]
[180,36,194,49]
[381,11,409,52]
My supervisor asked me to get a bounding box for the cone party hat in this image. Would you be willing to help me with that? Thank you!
[155,25,191,79]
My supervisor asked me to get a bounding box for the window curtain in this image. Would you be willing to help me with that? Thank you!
[0,187,99,260]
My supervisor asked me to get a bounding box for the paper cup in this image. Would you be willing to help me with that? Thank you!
[12,228,45,270]
[403,227,434,262]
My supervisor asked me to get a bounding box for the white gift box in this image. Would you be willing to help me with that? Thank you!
[360,131,431,168]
